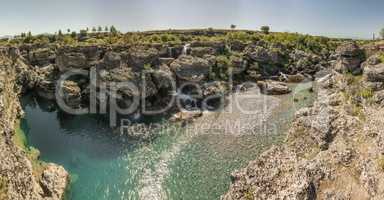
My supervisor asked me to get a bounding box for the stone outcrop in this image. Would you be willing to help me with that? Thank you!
[170,55,210,82]
[334,42,364,75]
[222,68,384,199]
[0,49,69,200]
[257,80,291,95]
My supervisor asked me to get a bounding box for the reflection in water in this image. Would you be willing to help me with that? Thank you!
[21,82,314,200]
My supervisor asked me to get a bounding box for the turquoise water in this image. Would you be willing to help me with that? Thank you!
[21,82,314,200]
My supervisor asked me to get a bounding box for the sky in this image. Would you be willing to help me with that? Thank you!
[0,0,383,39]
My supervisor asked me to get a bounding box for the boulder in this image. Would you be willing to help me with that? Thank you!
[363,63,384,82]
[257,80,291,95]
[280,73,306,83]
[40,164,69,200]
[169,110,202,122]
[60,80,82,108]
[170,55,210,82]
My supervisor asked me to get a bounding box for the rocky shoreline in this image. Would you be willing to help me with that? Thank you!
[0,48,68,200]
[222,43,384,199]
[1,29,383,199]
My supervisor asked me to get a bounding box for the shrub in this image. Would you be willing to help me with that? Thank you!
[378,52,384,63]
[260,26,270,34]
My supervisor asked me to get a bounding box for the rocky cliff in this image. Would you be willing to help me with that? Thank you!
[0,30,376,199]
[222,43,384,199]
[0,48,68,200]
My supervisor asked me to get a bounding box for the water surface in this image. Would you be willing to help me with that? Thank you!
[21,82,314,200]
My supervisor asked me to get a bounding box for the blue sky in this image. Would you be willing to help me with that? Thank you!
[0,0,383,38]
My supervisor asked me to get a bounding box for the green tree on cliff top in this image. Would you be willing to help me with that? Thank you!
[380,28,384,39]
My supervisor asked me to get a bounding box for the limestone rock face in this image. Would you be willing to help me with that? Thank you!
[56,52,88,71]
[100,51,122,69]
[170,55,211,82]
[223,69,384,200]
[40,164,69,200]
[126,47,159,70]
[257,80,291,95]
[288,49,322,74]
[151,64,175,89]
[363,63,384,82]
[333,42,364,74]
[28,48,55,66]
[0,51,69,200]
[35,64,60,100]
[60,80,82,108]
[190,47,216,57]
[244,45,283,64]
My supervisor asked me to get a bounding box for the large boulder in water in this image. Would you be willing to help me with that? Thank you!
[170,55,211,82]
[40,164,69,200]
[59,80,82,108]
[257,80,291,95]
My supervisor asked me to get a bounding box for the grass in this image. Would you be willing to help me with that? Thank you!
[13,120,46,178]
[378,52,384,63]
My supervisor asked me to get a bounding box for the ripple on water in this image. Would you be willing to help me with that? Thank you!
[21,82,315,200]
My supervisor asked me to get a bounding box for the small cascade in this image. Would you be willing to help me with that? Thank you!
[168,47,174,58]
[182,43,191,55]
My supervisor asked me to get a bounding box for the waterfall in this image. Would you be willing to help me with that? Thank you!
[182,43,190,55]
[168,47,173,58]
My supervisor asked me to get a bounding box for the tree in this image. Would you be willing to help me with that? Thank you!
[110,25,118,34]
[20,32,26,38]
[58,30,63,37]
[105,26,109,32]
[98,26,102,32]
[380,28,384,39]
[230,24,236,30]
[261,26,270,34]
[92,27,97,32]
[71,31,77,38]
[67,29,71,33]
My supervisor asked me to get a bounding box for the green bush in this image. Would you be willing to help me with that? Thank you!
[260,26,270,34]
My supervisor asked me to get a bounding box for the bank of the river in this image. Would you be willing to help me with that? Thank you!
[20,80,314,200]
